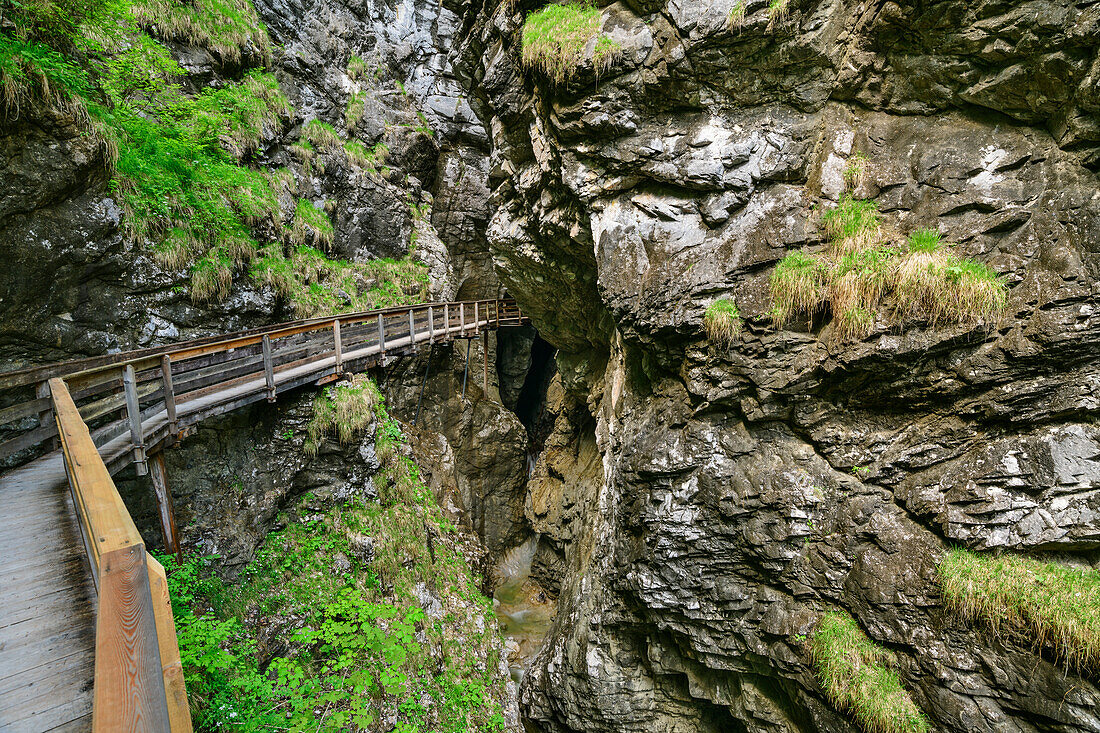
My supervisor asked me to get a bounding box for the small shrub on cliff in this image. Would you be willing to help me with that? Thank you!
[812,611,931,733]
[521,2,621,84]
[938,549,1100,671]
[704,298,743,347]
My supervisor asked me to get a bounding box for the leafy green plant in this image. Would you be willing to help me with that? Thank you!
[520,1,622,84]
[939,548,1100,670]
[812,611,931,733]
[704,298,742,347]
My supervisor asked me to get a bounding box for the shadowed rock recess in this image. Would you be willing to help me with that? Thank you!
[4,0,1100,730]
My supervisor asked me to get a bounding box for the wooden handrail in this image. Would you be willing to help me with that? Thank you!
[50,378,193,733]
[0,299,520,390]
[2,299,527,465]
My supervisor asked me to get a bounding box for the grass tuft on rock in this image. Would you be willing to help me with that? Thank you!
[727,0,747,29]
[769,189,1007,340]
[291,198,334,249]
[521,1,621,84]
[770,250,826,328]
[131,0,271,64]
[704,298,743,347]
[938,548,1100,671]
[812,611,931,733]
[304,374,381,456]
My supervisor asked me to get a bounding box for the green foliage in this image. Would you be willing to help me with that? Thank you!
[164,377,511,730]
[304,374,382,456]
[520,1,621,84]
[812,612,931,733]
[821,194,880,250]
[131,0,272,64]
[345,140,388,175]
[704,298,742,347]
[291,198,334,248]
[302,118,343,153]
[767,0,789,24]
[0,33,90,115]
[770,250,826,328]
[727,0,747,29]
[843,152,869,189]
[345,91,366,132]
[938,549,1100,671]
[906,228,941,253]
[769,190,1007,340]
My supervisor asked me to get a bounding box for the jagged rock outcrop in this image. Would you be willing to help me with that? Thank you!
[447,0,1100,730]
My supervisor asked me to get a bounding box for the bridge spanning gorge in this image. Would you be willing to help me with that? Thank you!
[0,299,526,732]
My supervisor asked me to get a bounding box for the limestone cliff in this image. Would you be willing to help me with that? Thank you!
[447,0,1100,731]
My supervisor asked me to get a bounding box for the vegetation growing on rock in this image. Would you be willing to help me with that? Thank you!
[163,375,512,731]
[939,548,1100,670]
[811,612,931,733]
[520,2,621,84]
[769,194,1007,340]
[703,298,742,347]
[0,0,429,316]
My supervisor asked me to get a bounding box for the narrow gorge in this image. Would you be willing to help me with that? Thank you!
[1,0,1099,731]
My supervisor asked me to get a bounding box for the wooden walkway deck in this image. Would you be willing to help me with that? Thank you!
[0,299,524,732]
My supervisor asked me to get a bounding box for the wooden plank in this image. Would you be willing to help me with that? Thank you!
[146,555,193,733]
[0,422,57,462]
[92,544,170,732]
[148,453,180,560]
[0,396,49,428]
[123,365,147,476]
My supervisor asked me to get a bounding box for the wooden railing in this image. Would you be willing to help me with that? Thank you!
[51,377,192,732]
[1,299,525,731]
[0,299,525,472]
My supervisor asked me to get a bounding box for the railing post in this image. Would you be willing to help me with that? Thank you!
[148,451,181,561]
[161,355,178,438]
[409,308,417,350]
[474,301,479,334]
[444,303,450,336]
[35,380,59,451]
[496,300,501,328]
[378,314,386,356]
[482,330,489,394]
[428,305,435,343]
[262,335,276,402]
[460,303,466,336]
[123,365,147,476]
[333,319,343,375]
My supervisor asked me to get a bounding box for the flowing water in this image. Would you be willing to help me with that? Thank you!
[492,534,555,683]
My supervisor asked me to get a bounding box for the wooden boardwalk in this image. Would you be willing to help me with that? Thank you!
[0,299,524,732]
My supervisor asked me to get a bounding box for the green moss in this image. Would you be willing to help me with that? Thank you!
[704,298,742,347]
[164,378,511,730]
[939,548,1100,670]
[520,1,621,84]
[812,612,931,733]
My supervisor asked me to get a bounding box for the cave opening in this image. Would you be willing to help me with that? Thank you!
[513,334,556,435]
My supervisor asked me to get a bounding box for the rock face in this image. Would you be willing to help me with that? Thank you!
[445,0,1100,730]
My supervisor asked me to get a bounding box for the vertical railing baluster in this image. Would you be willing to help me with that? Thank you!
[378,314,386,356]
[428,305,435,343]
[123,364,147,475]
[409,308,416,349]
[444,303,450,336]
[262,335,276,402]
[474,301,479,334]
[460,303,466,336]
[333,319,343,375]
[161,355,177,438]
